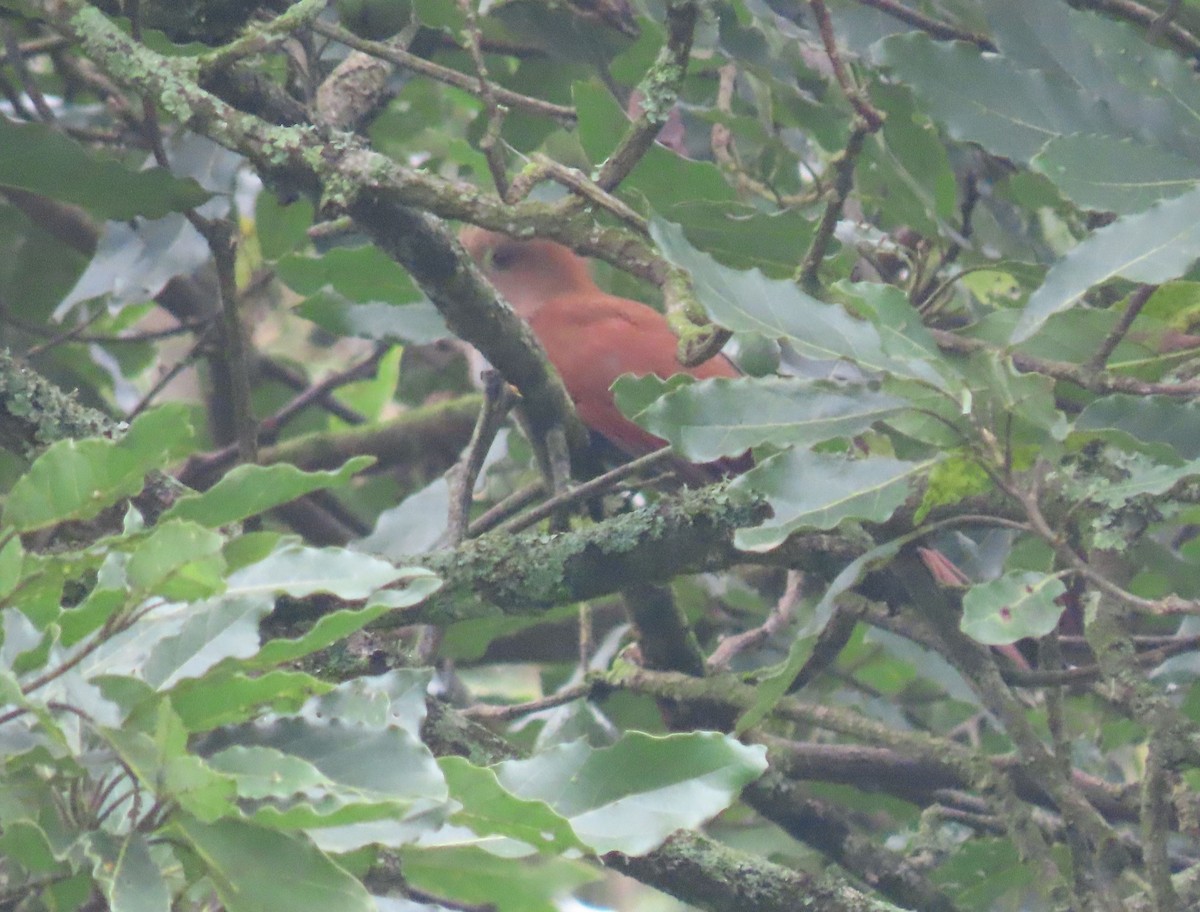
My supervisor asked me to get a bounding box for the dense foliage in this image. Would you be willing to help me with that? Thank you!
[3,0,1200,910]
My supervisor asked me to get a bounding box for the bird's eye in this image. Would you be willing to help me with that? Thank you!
[489,246,518,271]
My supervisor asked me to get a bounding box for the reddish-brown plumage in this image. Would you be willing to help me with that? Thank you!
[460,227,742,479]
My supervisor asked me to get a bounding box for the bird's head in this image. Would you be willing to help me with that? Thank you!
[459,227,598,318]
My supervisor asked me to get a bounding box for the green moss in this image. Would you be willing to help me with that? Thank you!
[0,351,113,459]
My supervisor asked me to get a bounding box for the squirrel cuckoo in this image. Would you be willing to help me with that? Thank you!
[459,227,746,483]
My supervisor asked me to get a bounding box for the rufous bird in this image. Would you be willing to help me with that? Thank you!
[459,227,747,483]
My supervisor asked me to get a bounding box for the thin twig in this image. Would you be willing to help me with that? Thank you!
[798,2,884,292]
[1148,0,1182,41]
[1086,284,1155,372]
[707,570,803,671]
[797,122,872,291]
[1081,0,1200,57]
[1001,635,1200,686]
[1000,465,1200,617]
[442,370,517,547]
[709,65,813,207]
[914,171,979,310]
[10,313,207,348]
[2,22,56,121]
[492,446,680,536]
[465,681,592,722]
[310,19,576,125]
[23,308,104,358]
[126,334,211,420]
[932,328,1200,397]
[809,0,884,131]
[466,481,547,537]
[851,0,995,49]
[459,0,510,197]
[197,0,327,71]
[257,355,373,427]
[0,34,71,67]
[506,153,648,233]
[544,425,573,532]
[175,346,386,484]
[578,602,594,670]
[127,1,172,169]
[595,0,699,192]
[257,348,382,436]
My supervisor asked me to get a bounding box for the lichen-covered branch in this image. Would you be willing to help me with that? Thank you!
[411,485,772,624]
[0,350,184,522]
[604,831,900,912]
[595,0,698,192]
[0,348,113,459]
[31,0,637,456]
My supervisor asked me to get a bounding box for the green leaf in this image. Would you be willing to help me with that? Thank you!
[652,218,948,389]
[306,667,431,730]
[1031,135,1199,215]
[670,204,817,277]
[0,536,24,601]
[170,669,331,732]
[163,754,243,823]
[141,596,273,689]
[60,586,128,647]
[963,352,1068,448]
[617,375,906,461]
[170,816,375,912]
[736,535,906,733]
[989,0,1200,158]
[336,345,402,421]
[495,731,767,855]
[932,837,1034,908]
[732,451,934,552]
[0,819,60,873]
[915,456,993,523]
[126,520,224,596]
[0,118,209,219]
[104,706,238,820]
[961,572,1067,645]
[247,577,438,669]
[277,246,421,302]
[57,214,212,314]
[225,544,415,600]
[401,845,596,912]
[576,85,812,275]
[81,595,273,689]
[162,457,375,528]
[575,83,731,208]
[834,281,953,369]
[1012,183,1200,344]
[3,405,193,533]
[859,81,958,233]
[414,0,465,31]
[255,191,314,261]
[297,292,450,344]
[102,834,170,912]
[207,745,335,799]
[1075,395,1200,460]
[874,31,1113,165]
[211,676,447,830]
[440,757,585,855]
[1079,452,1200,507]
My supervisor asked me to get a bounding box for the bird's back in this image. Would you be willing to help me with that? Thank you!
[530,291,740,465]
